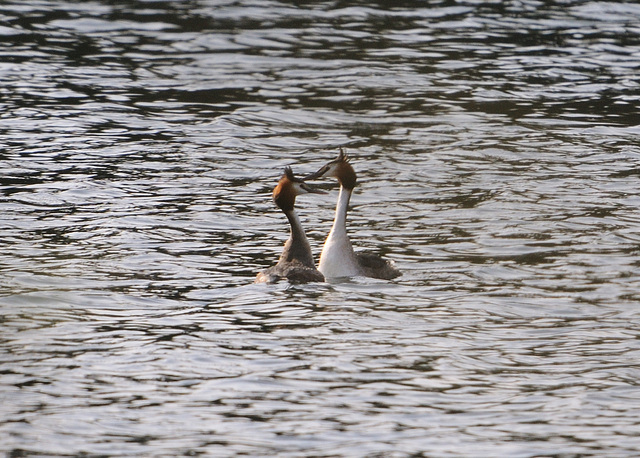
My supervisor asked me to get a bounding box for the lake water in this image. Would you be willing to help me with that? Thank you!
[2,0,640,456]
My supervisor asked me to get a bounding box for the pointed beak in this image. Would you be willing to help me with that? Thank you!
[301,182,327,194]
[303,164,331,181]
[302,170,323,181]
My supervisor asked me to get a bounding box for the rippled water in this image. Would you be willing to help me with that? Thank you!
[3,0,640,456]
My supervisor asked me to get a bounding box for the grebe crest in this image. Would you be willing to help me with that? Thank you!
[273,166,316,212]
[305,148,356,190]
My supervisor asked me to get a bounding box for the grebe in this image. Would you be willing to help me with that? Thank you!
[305,148,400,280]
[255,167,325,284]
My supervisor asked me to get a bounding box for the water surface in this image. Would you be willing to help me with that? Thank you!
[2,1,640,456]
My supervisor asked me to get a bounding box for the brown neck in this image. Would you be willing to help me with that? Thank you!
[278,209,315,268]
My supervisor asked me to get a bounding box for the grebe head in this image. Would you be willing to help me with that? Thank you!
[304,148,357,190]
[273,166,324,212]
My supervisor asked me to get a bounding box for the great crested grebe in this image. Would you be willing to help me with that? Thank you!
[255,167,325,284]
[305,148,400,280]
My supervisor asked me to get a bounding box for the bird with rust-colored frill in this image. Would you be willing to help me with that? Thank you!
[256,167,325,284]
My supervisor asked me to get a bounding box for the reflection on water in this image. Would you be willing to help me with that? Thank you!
[2,0,640,456]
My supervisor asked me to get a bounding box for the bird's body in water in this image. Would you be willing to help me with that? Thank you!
[255,167,325,284]
[305,149,400,280]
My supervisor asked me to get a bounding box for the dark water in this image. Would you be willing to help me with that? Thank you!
[2,0,640,456]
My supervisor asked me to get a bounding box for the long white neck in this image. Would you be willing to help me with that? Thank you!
[318,186,362,277]
[336,186,352,234]
[279,209,315,268]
